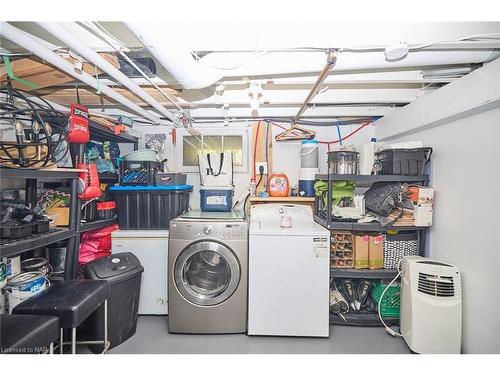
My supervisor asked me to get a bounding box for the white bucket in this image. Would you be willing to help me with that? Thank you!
[7,271,47,313]
[0,261,6,289]
[299,167,319,181]
[2,256,21,279]
[300,140,319,169]
[0,288,6,314]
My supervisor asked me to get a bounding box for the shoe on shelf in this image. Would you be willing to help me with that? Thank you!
[330,289,349,314]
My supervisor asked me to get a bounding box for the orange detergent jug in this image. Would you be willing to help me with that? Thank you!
[268,173,290,197]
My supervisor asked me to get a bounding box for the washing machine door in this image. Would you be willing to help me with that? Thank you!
[174,241,240,306]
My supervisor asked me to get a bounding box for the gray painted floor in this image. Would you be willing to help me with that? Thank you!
[105,316,411,354]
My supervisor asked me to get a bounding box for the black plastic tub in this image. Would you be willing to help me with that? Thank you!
[81,200,98,222]
[375,147,432,175]
[83,252,144,353]
[109,185,192,229]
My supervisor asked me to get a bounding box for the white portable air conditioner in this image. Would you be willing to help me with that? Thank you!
[400,256,462,354]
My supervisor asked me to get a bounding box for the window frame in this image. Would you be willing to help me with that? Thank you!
[175,127,249,173]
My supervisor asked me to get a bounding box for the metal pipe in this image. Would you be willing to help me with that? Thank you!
[36,22,175,122]
[71,327,76,354]
[292,50,337,124]
[0,22,160,124]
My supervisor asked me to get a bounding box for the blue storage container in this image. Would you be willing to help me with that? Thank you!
[298,179,315,197]
[109,185,192,229]
[200,187,233,212]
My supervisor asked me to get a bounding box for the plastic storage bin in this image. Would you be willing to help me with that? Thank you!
[375,147,432,175]
[383,232,418,269]
[96,201,116,219]
[200,187,233,212]
[81,200,97,222]
[119,160,163,186]
[83,252,144,353]
[155,173,187,186]
[371,281,401,318]
[109,185,192,229]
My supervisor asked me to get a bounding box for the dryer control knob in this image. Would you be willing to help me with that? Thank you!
[203,225,213,235]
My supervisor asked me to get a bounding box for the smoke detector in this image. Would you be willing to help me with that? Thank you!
[385,41,409,61]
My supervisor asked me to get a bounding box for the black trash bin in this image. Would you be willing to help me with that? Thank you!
[83,252,144,353]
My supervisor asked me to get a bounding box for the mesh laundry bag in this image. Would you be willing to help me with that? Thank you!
[383,233,418,269]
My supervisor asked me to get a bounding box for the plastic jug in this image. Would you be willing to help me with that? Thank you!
[268,173,289,197]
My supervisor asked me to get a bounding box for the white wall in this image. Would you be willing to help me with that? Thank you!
[131,121,375,210]
[374,59,500,354]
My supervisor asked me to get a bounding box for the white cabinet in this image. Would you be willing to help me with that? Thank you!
[111,230,168,315]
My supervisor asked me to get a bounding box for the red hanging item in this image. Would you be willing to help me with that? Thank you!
[78,162,101,199]
[69,103,90,144]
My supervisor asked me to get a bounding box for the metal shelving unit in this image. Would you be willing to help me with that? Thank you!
[0,167,81,279]
[329,312,399,326]
[0,228,76,258]
[0,121,137,279]
[98,172,119,183]
[0,168,83,180]
[315,174,429,183]
[315,173,430,326]
[314,215,428,232]
[330,268,399,279]
[80,218,117,233]
[88,120,139,147]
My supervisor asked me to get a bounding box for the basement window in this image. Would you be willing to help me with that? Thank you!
[178,128,248,173]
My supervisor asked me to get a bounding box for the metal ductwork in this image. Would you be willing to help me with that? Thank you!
[126,22,224,90]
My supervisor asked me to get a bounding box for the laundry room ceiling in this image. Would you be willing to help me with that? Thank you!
[1,21,500,124]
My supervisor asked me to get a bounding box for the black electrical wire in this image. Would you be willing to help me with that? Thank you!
[0,84,70,169]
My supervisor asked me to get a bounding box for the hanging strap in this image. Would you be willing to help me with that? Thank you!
[94,65,101,94]
[2,56,40,89]
[206,153,225,177]
[75,83,81,105]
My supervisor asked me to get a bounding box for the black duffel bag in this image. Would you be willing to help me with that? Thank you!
[364,182,410,217]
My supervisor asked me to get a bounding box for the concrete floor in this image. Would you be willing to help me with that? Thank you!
[105,316,411,354]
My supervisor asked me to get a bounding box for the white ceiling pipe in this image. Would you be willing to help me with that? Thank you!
[0,22,160,124]
[126,22,223,90]
[125,21,499,89]
[37,22,176,122]
[199,50,500,77]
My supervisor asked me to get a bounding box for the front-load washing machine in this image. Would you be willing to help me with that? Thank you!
[168,210,248,333]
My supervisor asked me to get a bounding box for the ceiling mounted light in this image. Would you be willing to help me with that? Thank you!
[248,83,263,113]
[385,41,409,62]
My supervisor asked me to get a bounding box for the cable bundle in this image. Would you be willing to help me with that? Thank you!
[0,84,70,169]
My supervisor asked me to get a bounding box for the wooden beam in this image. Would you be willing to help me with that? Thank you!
[41,86,179,107]
[0,53,119,91]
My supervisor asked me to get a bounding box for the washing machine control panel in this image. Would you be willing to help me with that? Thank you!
[171,221,247,240]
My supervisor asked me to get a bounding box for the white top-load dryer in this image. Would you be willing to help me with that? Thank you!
[248,204,330,337]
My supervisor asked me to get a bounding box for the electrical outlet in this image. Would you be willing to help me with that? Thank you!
[255,162,268,175]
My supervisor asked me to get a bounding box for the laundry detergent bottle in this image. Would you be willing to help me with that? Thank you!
[268,173,290,197]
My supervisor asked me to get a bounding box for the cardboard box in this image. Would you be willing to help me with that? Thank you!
[354,234,369,269]
[409,187,434,205]
[368,234,384,269]
[414,204,433,226]
[47,207,70,226]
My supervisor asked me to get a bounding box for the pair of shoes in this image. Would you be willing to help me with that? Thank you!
[355,279,372,310]
[330,281,349,314]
